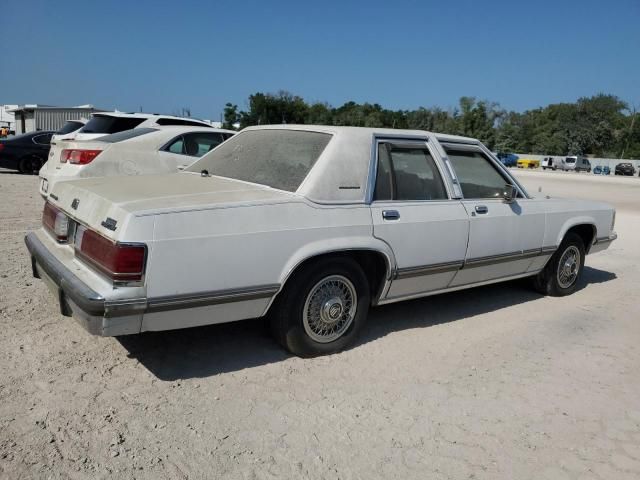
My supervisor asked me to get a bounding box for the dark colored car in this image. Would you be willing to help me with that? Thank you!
[0,131,55,174]
[614,162,636,176]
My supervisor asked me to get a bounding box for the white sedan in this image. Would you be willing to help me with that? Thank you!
[25,125,617,357]
[38,126,235,196]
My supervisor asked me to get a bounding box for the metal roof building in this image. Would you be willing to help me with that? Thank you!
[9,104,104,134]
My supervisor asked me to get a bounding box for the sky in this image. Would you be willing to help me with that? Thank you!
[2,0,639,120]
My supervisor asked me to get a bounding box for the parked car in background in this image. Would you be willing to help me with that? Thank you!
[542,157,557,170]
[614,162,636,176]
[39,126,235,196]
[0,130,55,173]
[517,158,540,169]
[561,156,591,172]
[51,119,86,143]
[26,125,617,357]
[593,166,611,175]
[72,112,213,142]
[496,152,518,167]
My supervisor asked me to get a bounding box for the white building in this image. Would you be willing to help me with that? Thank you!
[9,104,104,134]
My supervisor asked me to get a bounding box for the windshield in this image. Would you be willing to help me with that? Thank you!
[187,129,331,192]
[565,157,576,163]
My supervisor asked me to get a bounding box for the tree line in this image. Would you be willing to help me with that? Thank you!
[222,92,640,159]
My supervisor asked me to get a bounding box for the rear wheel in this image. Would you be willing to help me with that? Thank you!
[533,233,585,296]
[18,157,31,174]
[269,258,370,357]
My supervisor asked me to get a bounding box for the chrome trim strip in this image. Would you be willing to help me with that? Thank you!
[146,285,280,313]
[595,234,617,244]
[395,261,464,279]
[541,245,558,254]
[379,271,540,305]
[463,249,539,268]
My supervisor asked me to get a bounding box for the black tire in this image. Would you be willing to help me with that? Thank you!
[18,157,32,174]
[533,232,585,297]
[269,257,370,357]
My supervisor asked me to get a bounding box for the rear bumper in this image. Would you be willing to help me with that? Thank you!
[25,232,144,336]
[590,232,617,254]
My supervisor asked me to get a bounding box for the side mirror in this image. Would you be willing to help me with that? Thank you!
[503,184,517,203]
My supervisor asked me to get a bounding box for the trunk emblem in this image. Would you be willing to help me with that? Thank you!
[71,198,80,210]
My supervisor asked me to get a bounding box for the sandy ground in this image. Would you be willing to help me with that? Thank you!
[1,168,639,480]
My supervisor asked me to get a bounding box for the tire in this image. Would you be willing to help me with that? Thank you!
[269,257,370,357]
[533,232,585,297]
[18,157,32,174]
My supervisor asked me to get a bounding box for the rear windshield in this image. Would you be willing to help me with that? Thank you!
[99,128,158,143]
[565,157,576,163]
[56,121,84,135]
[81,115,146,134]
[187,129,331,192]
[156,118,211,127]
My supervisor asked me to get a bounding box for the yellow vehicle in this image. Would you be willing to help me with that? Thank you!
[517,158,540,169]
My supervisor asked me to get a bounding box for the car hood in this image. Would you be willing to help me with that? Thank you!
[47,173,297,237]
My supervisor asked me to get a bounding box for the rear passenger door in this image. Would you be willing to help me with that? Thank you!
[371,139,470,300]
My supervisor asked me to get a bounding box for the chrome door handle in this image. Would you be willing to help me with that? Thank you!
[382,210,400,220]
[475,205,488,214]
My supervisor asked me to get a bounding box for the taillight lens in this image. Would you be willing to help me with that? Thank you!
[60,149,102,164]
[75,226,146,283]
[42,202,69,242]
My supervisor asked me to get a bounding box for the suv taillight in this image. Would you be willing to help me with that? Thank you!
[42,202,69,242]
[74,226,146,283]
[60,149,102,164]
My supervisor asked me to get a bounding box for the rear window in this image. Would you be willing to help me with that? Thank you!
[187,129,331,192]
[99,128,159,143]
[56,121,84,135]
[565,157,576,163]
[81,116,146,134]
[156,118,211,127]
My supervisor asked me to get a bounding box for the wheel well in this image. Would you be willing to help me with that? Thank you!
[282,250,390,304]
[566,224,596,253]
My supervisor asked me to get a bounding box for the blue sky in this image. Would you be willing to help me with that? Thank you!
[2,0,638,120]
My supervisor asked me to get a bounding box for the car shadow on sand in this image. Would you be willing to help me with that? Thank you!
[117,266,616,381]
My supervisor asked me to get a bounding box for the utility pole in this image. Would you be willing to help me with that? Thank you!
[620,105,637,160]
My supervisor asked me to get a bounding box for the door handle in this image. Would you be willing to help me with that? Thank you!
[475,205,488,214]
[382,210,400,221]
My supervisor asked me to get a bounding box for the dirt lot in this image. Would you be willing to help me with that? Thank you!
[1,169,639,479]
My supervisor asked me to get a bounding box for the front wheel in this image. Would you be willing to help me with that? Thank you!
[269,258,370,357]
[533,233,585,296]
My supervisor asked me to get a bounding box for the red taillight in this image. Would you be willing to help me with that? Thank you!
[42,202,69,242]
[75,227,146,283]
[60,149,102,164]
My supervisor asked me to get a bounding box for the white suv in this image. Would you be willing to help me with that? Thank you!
[72,112,213,142]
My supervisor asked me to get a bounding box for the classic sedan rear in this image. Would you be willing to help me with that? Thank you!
[26,125,617,357]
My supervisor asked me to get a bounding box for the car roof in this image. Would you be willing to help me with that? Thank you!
[93,126,236,144]
[243,124,478,143]
[91,112,210,122]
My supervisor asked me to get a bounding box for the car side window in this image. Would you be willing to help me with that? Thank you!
[33,133,53,145]
[445,148,510,199]
[182,132,225,157]
[374,143,448,201]
[166,136,185,154]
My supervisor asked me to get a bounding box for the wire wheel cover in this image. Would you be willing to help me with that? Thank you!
[303,275,357,343]
[557,245,581,288]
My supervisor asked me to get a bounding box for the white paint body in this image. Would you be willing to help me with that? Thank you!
[35,125,617,336]
[39,126,234,196]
